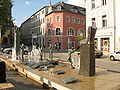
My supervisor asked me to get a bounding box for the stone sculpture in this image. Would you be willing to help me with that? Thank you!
[79,27,97,76]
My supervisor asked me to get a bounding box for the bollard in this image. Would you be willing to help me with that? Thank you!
[0,61,6,83]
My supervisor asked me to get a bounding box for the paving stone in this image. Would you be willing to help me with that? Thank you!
[27,62,35,67]
[23,61,29,65]
[53,70,65,75]
[30,64,40,69]
[50,61,58,65]
[61,77,79,84]
[58,63,65,67]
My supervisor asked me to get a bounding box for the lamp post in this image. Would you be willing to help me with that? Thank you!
[31,31,33,50]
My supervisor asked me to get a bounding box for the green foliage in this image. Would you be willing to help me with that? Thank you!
[76,36,86,41]
[0,0,13,36]
[74,49,80,52]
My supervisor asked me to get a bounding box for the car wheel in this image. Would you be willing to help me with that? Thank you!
[110,56,115,61]
[9,50,12,55]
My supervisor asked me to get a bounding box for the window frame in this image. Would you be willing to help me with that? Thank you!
[66,16,70,23]
[72,17,75,23]
[56,16,60,22]
[67,28,75,36]
[56,27,61,35]
[102,0,106,6]
[91,0,95,9]
[81,18,85,24]
[92,18,96,27]
[78,28,85,36]
[48,28,52,36]
[102,15,107,27]
[77,18,80,24]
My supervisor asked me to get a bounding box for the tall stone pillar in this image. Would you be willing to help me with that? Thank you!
[78,27,97,76]
[79,44,95,76]
[12,26,20,61]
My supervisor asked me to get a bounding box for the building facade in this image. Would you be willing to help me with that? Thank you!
[86,0,120,55]
[20,2,86,50]
[20,18,31,46]
[46,2,86,50]
[30,6,49,46]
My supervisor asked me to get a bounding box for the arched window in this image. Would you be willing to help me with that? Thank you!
[48,28,51,36]
[78,29,84,36]
[56,28,61,35]
[67,28,75,36]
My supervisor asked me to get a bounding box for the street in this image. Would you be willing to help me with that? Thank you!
[96,56,120,72]
[52,52,120,73]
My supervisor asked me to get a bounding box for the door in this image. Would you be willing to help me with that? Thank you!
[101,38,110,55]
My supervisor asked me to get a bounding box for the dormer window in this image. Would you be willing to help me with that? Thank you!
[71,8,78,13]
[57,6,61,10]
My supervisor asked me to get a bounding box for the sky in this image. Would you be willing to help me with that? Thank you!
[12,0,85,27]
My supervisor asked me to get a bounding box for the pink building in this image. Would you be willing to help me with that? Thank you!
[45,2,86,50]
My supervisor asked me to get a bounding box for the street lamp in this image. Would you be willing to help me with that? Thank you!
[31,31,33,50]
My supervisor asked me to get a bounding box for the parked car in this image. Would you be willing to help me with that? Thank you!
[3,47,12,54]
[1,44,13,53]
[3,45,28,55]
[109,51,120,61]
[95,49,103,58]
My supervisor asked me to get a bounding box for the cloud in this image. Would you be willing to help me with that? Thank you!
[25,1,32,6]
[67,0,85,7]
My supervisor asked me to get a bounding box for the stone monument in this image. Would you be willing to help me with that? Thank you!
[49,43,53,61]
[12,26,20,61]
[78,27,97,76]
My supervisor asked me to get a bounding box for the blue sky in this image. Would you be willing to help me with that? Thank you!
[12,0,85,27]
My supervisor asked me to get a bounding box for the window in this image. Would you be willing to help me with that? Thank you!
[56,28,61,35]
[69,39,75,49]
[48,28,51,36]
[92,18,96,27]
[43,28,44,34]
[56,16,60,22]
[92,0,95,9]
[68,28,75,36]
[50,17,52,23]
[81,18,85,24]
[42,10,44,14]
[78,29,84,36]
[102,15,107,27]
[102,0,106,5]
[41,19,42,24]
[48,40,51,47]
[72,17,75,23]
[43,18,44,23]
[66,16,70,23]
[77,18,80,24]
[57,6,61,10]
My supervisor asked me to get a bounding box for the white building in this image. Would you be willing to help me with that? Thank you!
[86,0,120,55]
[30,6,52,46]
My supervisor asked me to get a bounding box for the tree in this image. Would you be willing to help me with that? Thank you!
[0,0,13,44]
[76,36,86,46]
[0,0,13,36]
